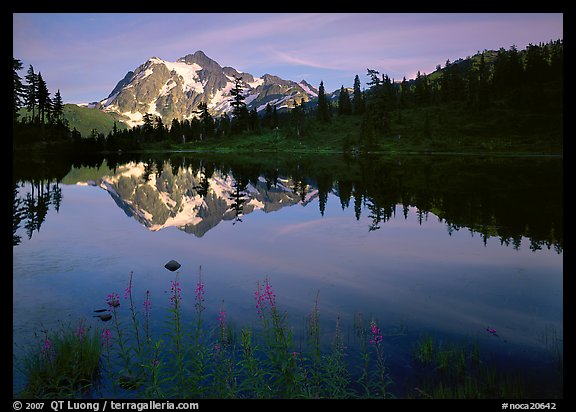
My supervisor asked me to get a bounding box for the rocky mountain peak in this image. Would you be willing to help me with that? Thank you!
[98,51,319,127]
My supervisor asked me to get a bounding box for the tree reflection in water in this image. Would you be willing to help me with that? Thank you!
[13,152,563,253]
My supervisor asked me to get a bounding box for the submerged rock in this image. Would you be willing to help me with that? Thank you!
[94,313,112,321]
[164,260,181,272]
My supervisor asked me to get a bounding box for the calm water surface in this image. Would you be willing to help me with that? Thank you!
[12,152,563,397]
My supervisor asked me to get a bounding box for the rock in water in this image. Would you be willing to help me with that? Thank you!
[94,313,112,321]
[164,260,181,272]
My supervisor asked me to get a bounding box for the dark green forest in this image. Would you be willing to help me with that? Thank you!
[13,39,563,154]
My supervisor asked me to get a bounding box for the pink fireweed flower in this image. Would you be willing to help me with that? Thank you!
[101,328,112,349]
[124,271,134,300]
[369,320,383,346]
[170,280,182,304]
[254,276,275,318]
[75,319,86,340]
[41,337,53,358]
[264,276,276,307]
[106,292,120,308]
[254,282,264,318]
[194,272,205,312]
[217,309,226,326]
[143,290,151,313]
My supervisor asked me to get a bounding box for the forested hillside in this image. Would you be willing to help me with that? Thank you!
[13,39,562,154]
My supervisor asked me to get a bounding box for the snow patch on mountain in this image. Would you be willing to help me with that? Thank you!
[162,59,204,93]
[298,81,318,97]
[98,51,318,127]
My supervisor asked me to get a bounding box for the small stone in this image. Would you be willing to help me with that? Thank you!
[164,260,181,272]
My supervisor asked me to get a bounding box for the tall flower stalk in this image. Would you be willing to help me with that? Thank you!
[211,302,235,397]
[168,271,185,397]
[254,276,298,397]
[125,271,141,353]
[143,290,151,343]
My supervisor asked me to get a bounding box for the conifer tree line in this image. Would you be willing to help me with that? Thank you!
[13,39,562,152]
[354,39,562,146]
[13,59,66,128]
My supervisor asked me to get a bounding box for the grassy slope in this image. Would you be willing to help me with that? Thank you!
[18,104,128,138]
[62,104,128,137]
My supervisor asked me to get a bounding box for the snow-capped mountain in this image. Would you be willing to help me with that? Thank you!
[83,161,318,237]
[98,50,318,128]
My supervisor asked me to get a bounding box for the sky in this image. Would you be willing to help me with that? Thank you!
[13,13,564,104]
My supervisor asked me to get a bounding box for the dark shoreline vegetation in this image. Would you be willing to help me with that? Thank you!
[13,40,563,157]
[14,269,563,399]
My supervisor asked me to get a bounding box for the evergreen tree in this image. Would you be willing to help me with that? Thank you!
[337,86,352,115]
[399,77,409,109]
[51,89,64,125]
[352,74,365,114]
[263,103,273,129]
[491,47,509,97]
[524,43,547,85]
[476,52,490,109]
[142,113,154,140]
[155,116,165,141]
[249,107,260,133]
[362,69,392,145]
[272,106,279,129]
[414,71,430,106]
[291,99,305,138]
[230,75,249,133]
[317,81,330,122]
[196,102,214,139]
[24,65,38,122]
[507,45,524,91]
[36,72,51,124]
[170,118,183,143]
[13,58,25,122]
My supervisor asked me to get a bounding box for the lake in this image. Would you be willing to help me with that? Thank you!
[12,151,563,398]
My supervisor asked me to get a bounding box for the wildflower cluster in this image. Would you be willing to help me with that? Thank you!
[369,320,383,347]
[41,335,53,360]
[124,271,134,300]
[101,328,112,349]
[170,280,182,305]
[254,276,276,318]
[143,290,151,313]
[106,293,120,308]
[195,271,205,313]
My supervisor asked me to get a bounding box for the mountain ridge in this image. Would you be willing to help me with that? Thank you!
[98,50,318,128]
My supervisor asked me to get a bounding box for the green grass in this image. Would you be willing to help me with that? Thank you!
[19,104,127,138]
[16,319,103,398]
[410,334,536,399]
[62,104,128,137]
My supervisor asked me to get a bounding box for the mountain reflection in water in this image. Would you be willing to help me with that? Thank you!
[14,152,563,252]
